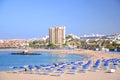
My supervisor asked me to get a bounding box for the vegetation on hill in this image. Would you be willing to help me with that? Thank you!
[28,36,120,51]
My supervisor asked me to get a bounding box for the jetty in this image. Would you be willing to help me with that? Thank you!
[11,50,41,55]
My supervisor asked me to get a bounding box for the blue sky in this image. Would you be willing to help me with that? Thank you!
[0,0,120,39]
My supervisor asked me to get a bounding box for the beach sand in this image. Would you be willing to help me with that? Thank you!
[0,49,120,80]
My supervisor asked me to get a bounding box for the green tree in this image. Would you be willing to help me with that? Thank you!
[48,43,55,48]
[112,41,120,50]
[28,40,48,48]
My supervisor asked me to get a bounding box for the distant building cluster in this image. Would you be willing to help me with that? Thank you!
[49,26,65,45]
[80,34,120,41]
[107,34,120,41]
[82,34,105,37]
[0,40,27,48]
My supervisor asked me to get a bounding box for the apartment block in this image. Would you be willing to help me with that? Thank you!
[49,26,65,45]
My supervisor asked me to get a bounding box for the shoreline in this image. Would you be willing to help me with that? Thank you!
[0,48,119,57]
[0,48,120,60]
[0,49,120,80]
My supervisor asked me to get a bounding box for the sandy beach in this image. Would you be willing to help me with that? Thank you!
[0,49,120,80]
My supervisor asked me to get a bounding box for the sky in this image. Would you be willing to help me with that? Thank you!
[0,0,120,39]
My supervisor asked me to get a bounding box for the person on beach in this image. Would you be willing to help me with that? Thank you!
[25,68,27,71]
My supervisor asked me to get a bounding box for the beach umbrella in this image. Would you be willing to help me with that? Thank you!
[53,63,59,67]
[78,61,83,65]
[50,66,55,68]
[35,65,41,69]
[19,66,25,69]
[72,66,77,70]
[45,68,51,71]
[47,64,51,66]
[50,65,55,68]
[9,66,17,69]
[40,64,46,67]
[71,62,75,64]
[24,65,28,68]
[57,68,62,71]
[59,62,66,65]
[28,65,34,69]
[60,65,66,69]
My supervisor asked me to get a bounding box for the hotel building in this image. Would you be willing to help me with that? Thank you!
[49,26,65,45]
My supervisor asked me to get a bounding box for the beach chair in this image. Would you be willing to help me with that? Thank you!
[55,68,64,76]
[28,65,34,74]
[112,61,119,69]
[103,61,109,70]
[93,59,100,72]
[93,59,101,72]
[81,60,92,72]
[43,68,53,75]
[19,66,26,73]
[70,66,78,74]
[9,66,18,73]
[34,65,42,74]
[60,65,67,73]
[78,61,83,65]
[81,65,89,72]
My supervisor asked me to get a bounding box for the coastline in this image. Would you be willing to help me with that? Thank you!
[0,48,120,80]
[0,48,119,59]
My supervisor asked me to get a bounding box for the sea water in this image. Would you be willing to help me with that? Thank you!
[0,51,88,72]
